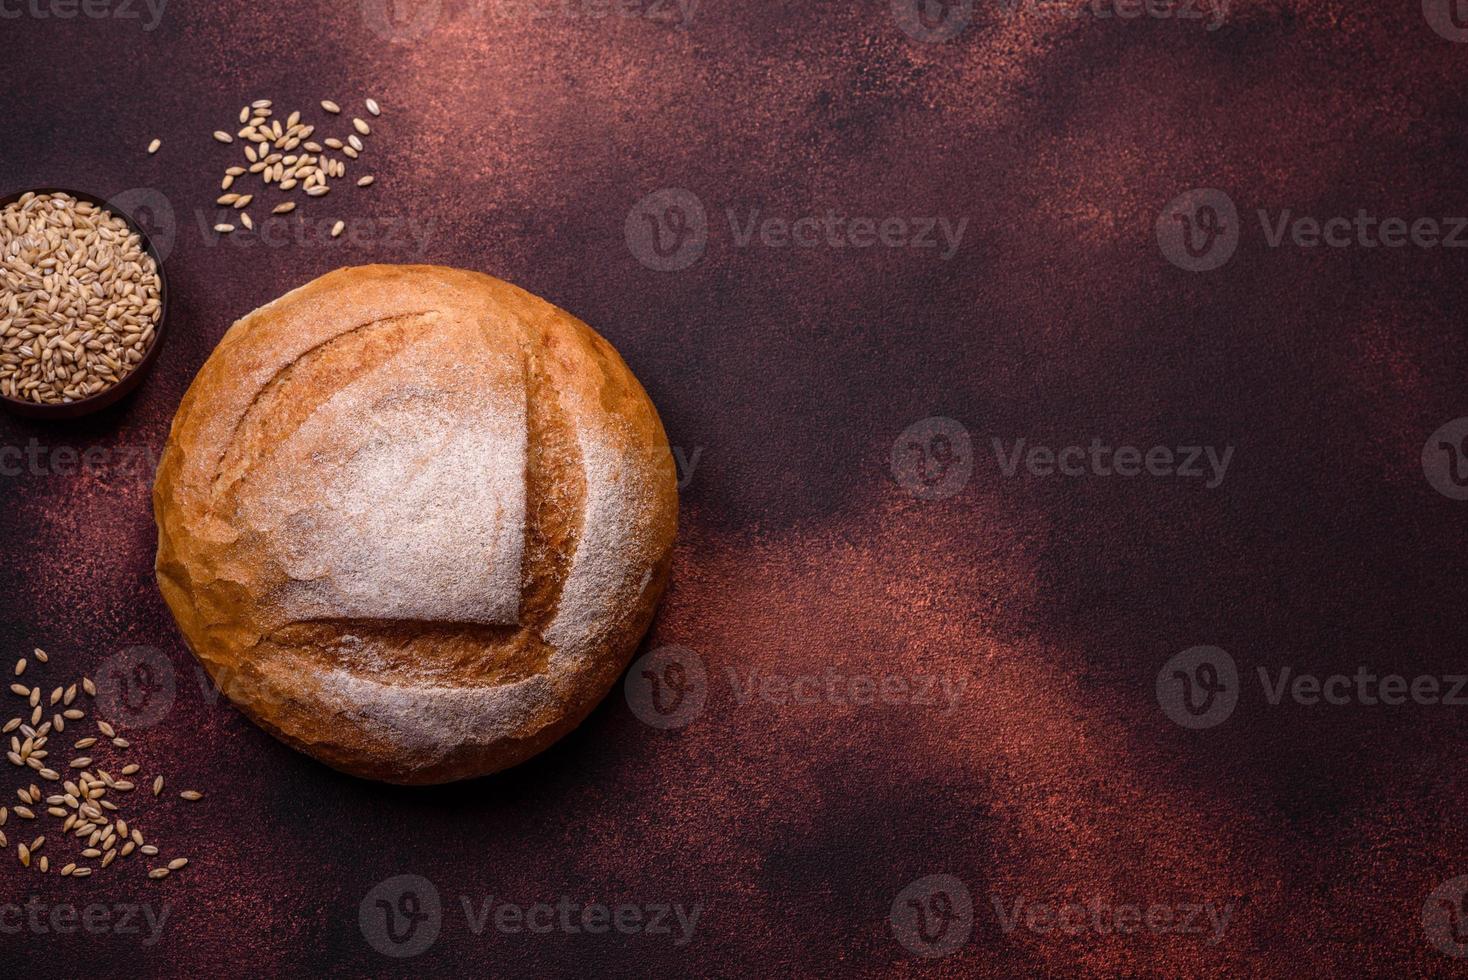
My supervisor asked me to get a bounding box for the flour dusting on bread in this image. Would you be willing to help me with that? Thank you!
[237,318,527,626]
[317,669,553,758]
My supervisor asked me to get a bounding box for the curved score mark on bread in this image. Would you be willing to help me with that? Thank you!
[262,619,547,687]
[207,312,437,506]
[517,338,587,638]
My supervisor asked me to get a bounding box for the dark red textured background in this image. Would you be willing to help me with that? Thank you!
[3,0,1468,975]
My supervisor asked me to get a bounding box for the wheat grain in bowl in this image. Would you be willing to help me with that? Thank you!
[0,191,163,409]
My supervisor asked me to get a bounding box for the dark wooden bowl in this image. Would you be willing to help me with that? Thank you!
[0,187,169,420]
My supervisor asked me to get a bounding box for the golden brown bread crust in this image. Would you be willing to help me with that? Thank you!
[153,265,677,784]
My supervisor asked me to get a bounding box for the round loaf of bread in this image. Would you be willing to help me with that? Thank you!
[153,265,677,784]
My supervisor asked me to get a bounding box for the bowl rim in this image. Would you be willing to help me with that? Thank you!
[0,186,170,420]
